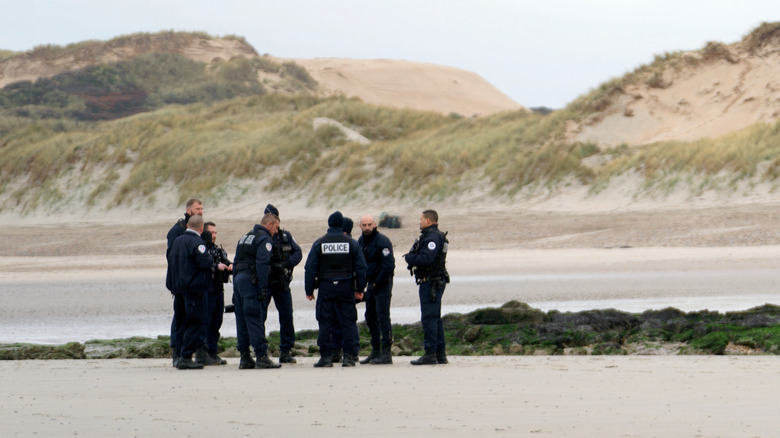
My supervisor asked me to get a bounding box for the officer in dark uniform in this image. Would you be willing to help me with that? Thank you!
[165,198,203,367]
[304,211,367,368]
[232,213,282,370]
[357,214,395,365]
[262,204,302,364]
[404,209,450,365]
[199,222,232,366]
[329,216,354,363]
[166,214,227,370]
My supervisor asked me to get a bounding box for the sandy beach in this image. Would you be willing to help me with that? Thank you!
[2,204,780,437]
[1,356,776,437]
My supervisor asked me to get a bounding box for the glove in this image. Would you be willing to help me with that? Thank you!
[258,288,268,302]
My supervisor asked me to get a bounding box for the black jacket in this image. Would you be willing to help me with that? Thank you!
[358,228,395,287]
[166,229,215,295]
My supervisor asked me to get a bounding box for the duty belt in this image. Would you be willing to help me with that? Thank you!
[234,262,251,271]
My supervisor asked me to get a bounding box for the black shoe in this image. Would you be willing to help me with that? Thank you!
[314,356,333,368]
[171,348,179,368]
[342,353,357,367]
[209,353,228,365]
[360,346,379,365]
[370,345,393,365]
[239,350,255,369]
[255,354,282,369]
[196,347,223,366]
[177,356,204,370]
[331,350,342,363]
[410,352,438,365]
[279,351,297,364]
[436,351,448,364]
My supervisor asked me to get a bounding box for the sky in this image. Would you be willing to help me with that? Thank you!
[1,0,779,108]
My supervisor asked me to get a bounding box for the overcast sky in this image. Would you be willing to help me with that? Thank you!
[2,1,779,108]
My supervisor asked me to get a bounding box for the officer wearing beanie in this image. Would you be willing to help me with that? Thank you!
[304,211,367,367]
[328,215,354,364]
[262,204,302,364]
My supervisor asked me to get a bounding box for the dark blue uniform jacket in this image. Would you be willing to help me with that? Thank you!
[404,224,444,269]
[358,228,395,286]
[304,228,367,296]
[166,229,215,295]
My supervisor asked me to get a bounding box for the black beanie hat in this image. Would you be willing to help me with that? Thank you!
[342,217,353,236]
[328,211,344,228]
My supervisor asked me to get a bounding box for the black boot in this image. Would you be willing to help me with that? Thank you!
[359,345,380,364]
[171,347,179,368]
[177,355,204,370]
[410,351,438,365]
[279,350,297,364]
[436,350,448,365]
[239,350,255,369]
[209,353,227,365]
[370,345,393,365]
[342,353,357,367]
[255,353,282,369]
[195,346,222,366]
[313,354,333,368]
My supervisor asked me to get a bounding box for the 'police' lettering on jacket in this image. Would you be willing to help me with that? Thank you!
[321,242,349,253]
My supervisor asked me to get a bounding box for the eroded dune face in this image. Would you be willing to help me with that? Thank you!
[275,57,525,116]
[568,36,780,146]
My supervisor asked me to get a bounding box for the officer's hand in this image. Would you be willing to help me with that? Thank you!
[259,288,268,302]
[306,294,315,301]
[354,292,364,301]
[217,263,227,271]
[227,264,233,272]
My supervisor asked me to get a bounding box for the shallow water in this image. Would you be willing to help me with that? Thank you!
[1,270,778,344]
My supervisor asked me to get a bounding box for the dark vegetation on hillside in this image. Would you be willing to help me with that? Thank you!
[0,53,318,121]
[2,301,778,359]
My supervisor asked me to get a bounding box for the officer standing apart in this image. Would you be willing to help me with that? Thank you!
[166,214,228,370]
[404,210,450,365]
[199,221,232,366]
[166,198,203,367]
[358,214,395,365]
[304,211,367,368]
[232,213,282,370]
[262,204,302,364]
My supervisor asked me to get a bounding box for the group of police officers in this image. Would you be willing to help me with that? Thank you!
[165,198,449,370]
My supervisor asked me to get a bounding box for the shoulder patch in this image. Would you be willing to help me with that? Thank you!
[382,248,390,257]
[198,244,206,254]
[427,241,437,251]
[266,242,273,252]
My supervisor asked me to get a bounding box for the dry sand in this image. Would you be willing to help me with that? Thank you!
[1,356,776,437]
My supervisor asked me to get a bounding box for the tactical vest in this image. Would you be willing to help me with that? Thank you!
[271,230,294,265]
[414,229,449,280]
[317,233,353,280]
[234,229,264,272]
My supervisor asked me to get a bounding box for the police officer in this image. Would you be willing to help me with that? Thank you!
[304,211,367,367]
[404,210,450,365]
[262,204,302,364]
[358,214,395,365]
[232,213,282,370]
[329,216,354,363]
[165,198,203,367]
[166,214,227,370]
[198,221,232,366]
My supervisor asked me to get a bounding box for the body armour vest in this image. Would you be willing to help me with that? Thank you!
[234,229,264,271]
[317,233,353,280]
[415,229,449,279]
